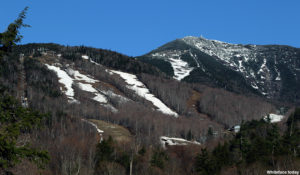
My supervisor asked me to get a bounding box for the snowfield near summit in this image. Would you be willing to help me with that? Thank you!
[264,113,285,123]
[151,50,195,80]
[168,58,194,80]
[109,70,179,117]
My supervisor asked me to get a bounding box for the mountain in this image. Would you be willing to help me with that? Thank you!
[0,42,295,175]
[139,36,300,104]
[1,10,298,175]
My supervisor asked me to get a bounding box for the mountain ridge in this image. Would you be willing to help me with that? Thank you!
[139,36,300,104]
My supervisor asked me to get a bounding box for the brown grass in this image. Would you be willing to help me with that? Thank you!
[88,119,132,144]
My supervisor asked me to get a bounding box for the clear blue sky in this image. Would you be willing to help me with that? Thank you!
[1,0,300,56]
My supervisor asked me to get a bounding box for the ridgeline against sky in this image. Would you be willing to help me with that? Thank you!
[1,0,299,56]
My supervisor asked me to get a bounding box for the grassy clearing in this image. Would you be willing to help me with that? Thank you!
[89,119,132,144]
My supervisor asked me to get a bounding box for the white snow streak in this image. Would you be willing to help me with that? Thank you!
[168,58,194,81]
[101,90,129,103]
[82,119,104,133]
[82,55,89,60]
[189,52,200,67]
[92,93,108,103]
[160,136,200,148]
[45,64,78,103]
[67,68,98,83]
[151,50,194,80]
[81,119,104,143]
[109,70,178,117]
[264,114,284,123]
[46,64,117,111]
[77,82,97,93]
[258,58,267,74]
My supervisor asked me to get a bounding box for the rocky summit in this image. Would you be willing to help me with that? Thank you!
[139,36,300,104]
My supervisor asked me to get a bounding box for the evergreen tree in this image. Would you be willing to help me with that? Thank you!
[206,127,214,141]
[284,108,300,157]
[94,136,114,164]
[0,7,30,57]
[186,129,194,141]
[150,148,168,169]
[0,91,49,174]
[0,7,50,174]
[195,148,218,175]
[212,142,231,166]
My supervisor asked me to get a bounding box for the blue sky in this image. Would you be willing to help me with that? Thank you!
[1,0,300,56]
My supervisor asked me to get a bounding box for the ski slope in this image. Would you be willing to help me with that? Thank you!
[109,70,178,117]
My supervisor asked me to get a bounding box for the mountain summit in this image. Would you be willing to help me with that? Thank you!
[139,36,300,104]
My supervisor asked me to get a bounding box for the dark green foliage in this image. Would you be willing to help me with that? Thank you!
[195,149,218,175]
[279,63,300,103]
[206,127,213,141]
[149,39,192,53]
[116,153,130,172]
[24,58,61,97]
[94,136,114,164]
[13,43,165,77]
[0,7,30,56]
[0,92,49,173]
[12,43,61,56]
[94,136,133,174]
[0,54,19,84]
[195,109,300,174]
[138,146,146,156]
[139,57,174,76]
[150,148,168,169]
[212,142,231,166]
[186,129,194,141]
[0,10,50,173]
[283,108,300,157]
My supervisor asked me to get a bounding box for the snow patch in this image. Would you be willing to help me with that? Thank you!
[275,74,281,81]
[46,64,118,111]
[82,55,89,60]
[101,90,129,103]
[168,58,194,80]
[264,114,284,123]
[67,68,98,83]
[90,59,101,66]
[77,82,98,93]
[189,51,200,67]
[82,119,104,133]
[251,82,259,90]
[258,58,267,74]
[109,70,178,117]
[151,50,194,80]
[160,136,200,149]
[102,104,118,113]
[81,119,103,143]
[93,93,108,103]
[45,64,78,103]
[182,36,252,64]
